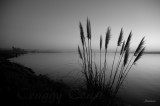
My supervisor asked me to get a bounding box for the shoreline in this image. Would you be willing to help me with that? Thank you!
[0,51,130,106]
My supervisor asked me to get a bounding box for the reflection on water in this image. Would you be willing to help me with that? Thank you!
[12,53,160,105]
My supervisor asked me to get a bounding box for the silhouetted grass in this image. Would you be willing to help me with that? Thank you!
[78,19,146,104]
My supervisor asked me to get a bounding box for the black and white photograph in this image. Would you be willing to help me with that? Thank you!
[0,0,160,106]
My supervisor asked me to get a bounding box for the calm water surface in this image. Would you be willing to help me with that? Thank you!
[12,53,160,106]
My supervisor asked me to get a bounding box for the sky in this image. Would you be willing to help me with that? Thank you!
[0,0,160,52]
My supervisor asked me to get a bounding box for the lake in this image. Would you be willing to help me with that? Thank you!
[12,52,160,106]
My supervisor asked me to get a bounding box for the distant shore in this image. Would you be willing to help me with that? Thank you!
[1,48,160,55]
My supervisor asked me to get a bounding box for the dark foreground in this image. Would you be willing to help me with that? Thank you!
[0,60,70,106]
[0,50,129,106]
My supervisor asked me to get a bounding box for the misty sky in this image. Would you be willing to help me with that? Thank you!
[0,0,160,52]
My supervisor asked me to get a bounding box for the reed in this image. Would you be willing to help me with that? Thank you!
[110,28,123,87]
[100,35,102,71]
[78,19,146,103]
[105,27,111,64]
[134,37,145,56]
[104,27,111,88]
[104,27,111,74]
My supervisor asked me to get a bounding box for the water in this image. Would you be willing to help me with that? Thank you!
[12,52,160,106]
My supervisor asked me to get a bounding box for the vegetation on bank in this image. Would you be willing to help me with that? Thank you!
[0,47,27,60]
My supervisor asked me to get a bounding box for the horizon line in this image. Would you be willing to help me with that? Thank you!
[0,47,160,54]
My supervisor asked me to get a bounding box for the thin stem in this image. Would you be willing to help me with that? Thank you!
[115,51,125,85]
[82,42,86,70]
[117,63,124,87]
[90,38,93,72]
[111,51,122,87]
[100,49,101,72]
[122,55,134,76]
[88,39,90,76]
[118,63,134,89]
[104,49,107,68]
[109,46,118,85]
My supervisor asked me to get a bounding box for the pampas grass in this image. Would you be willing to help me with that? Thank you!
[134,37,145,56]
[110,28,123,87]
[124,31,132,51]
[78,45,82,60]
[104,27,111,69]
[78,19,146,103]
[100,35,102,71]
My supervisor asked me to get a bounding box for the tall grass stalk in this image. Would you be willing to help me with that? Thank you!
[100,35,102,71]
[114,40,125,83]
[111,28,123,87]
[104,27,111,87]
